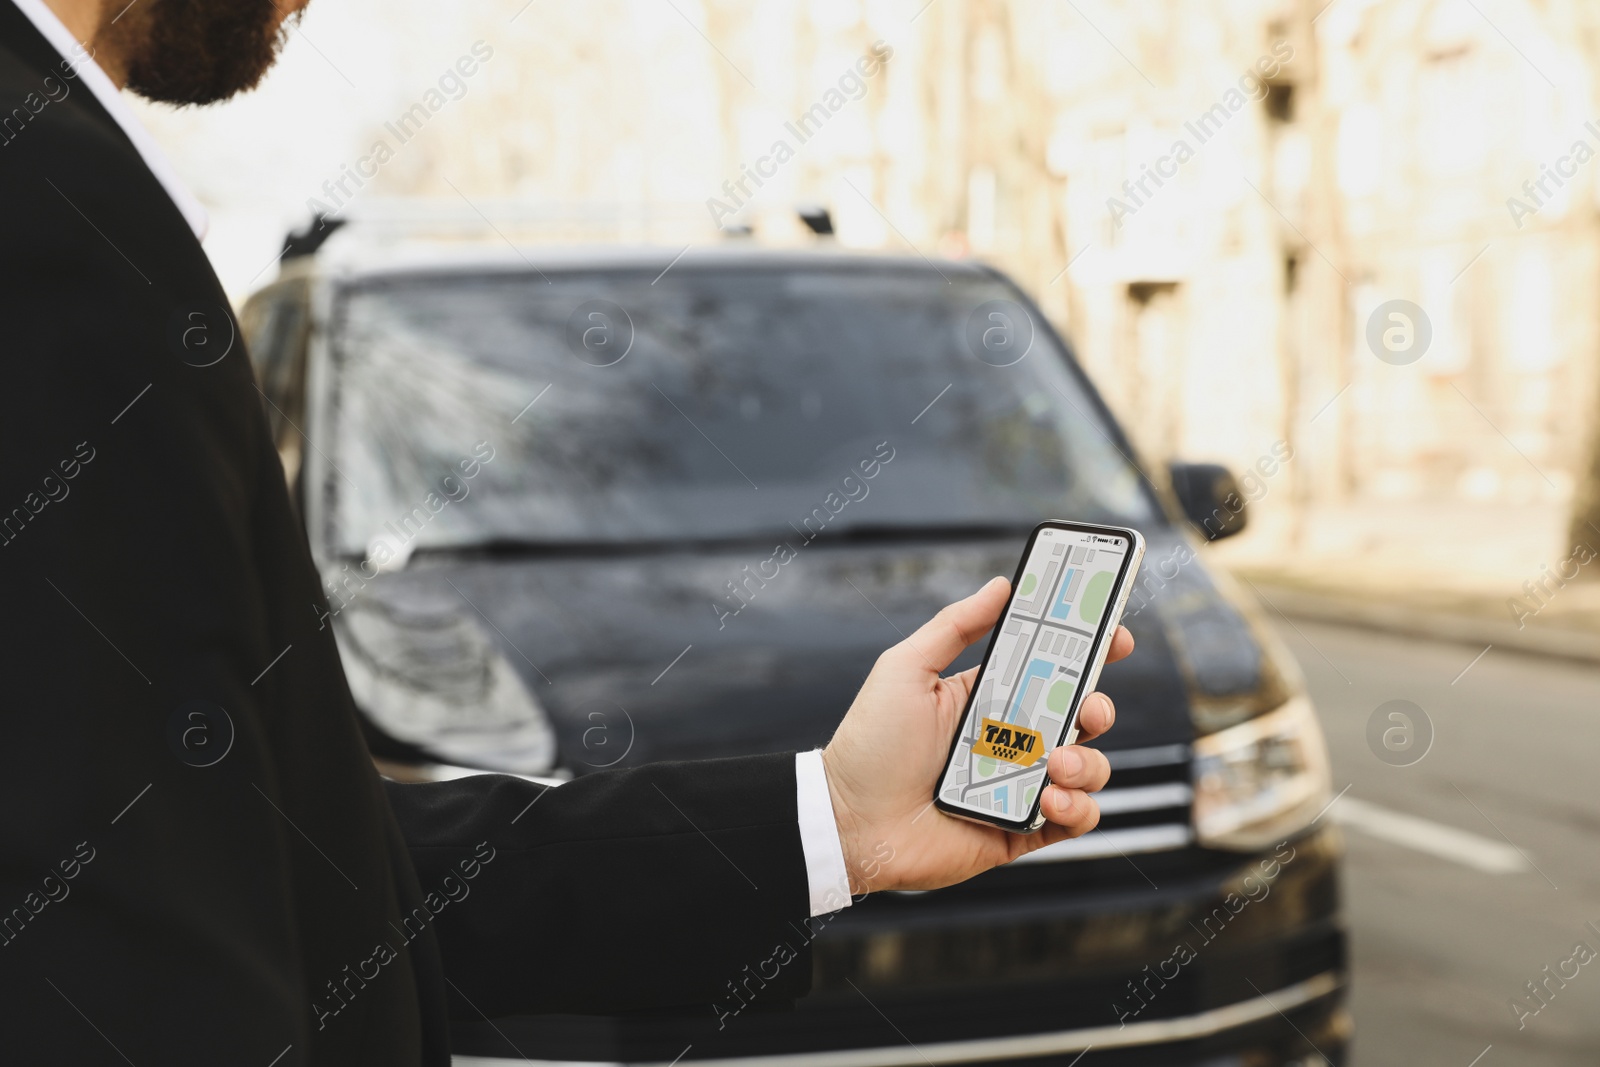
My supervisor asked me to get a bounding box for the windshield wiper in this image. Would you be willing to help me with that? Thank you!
[791,521,1040,545]
[386,523,1041,564]
[405,537,695,560]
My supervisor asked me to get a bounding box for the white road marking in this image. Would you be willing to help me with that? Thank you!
[1330,796,1529,874]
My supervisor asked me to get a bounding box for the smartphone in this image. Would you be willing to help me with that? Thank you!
[933,520,1145,833]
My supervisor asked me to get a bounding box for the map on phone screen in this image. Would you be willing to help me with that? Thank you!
[937,526,1129,821]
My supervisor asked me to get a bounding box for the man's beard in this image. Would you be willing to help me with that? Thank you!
[100,0,294,106]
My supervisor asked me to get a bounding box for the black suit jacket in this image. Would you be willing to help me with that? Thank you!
[0,9,812,1065]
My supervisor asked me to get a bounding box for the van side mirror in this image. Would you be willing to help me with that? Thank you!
[1167,462,1248,541]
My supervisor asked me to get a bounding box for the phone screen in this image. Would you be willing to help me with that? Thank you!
[935,524,1134,825]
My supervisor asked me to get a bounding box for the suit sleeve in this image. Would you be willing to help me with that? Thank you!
[384,752,815,1019]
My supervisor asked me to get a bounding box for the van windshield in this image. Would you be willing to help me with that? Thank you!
[324,264,1157,557]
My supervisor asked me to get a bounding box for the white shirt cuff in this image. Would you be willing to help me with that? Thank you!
[794,749,852,916]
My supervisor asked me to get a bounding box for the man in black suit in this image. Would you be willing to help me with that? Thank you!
[0,1,1130,1063]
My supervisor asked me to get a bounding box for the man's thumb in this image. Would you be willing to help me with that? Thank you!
[895,576,1009,672]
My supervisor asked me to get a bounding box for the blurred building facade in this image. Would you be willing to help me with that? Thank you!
[140,0,1600,565]
[839,0,1600,560]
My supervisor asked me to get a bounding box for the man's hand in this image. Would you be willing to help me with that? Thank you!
[821,576,1133,895]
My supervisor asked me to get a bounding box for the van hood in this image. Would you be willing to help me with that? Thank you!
[327,532,1293,774]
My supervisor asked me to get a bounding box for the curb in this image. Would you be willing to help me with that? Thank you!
[1239,580,1600,667]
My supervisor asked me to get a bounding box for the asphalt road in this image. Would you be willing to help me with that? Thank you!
[1270,616,1600,1067]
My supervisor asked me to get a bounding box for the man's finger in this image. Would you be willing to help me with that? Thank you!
[1074,692,1116,742]
[891,577,1009,673]
[1039,786,1099,834]
[1047,744,1111,792]
[1105,626,1134,664]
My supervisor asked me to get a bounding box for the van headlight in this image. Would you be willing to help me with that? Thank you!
[1192,694,1331,851]
[332,598,558,774]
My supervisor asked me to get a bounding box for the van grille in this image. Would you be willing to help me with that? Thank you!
[1010,741,1193,865]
